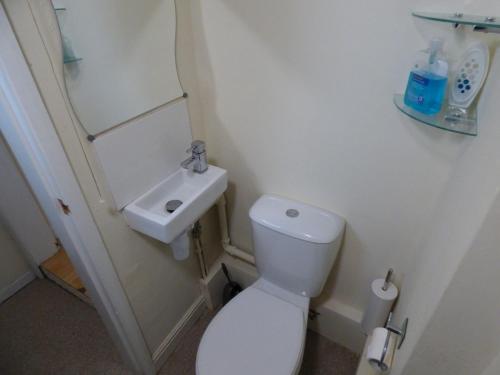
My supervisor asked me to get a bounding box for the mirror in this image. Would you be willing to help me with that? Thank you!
[52,0,183,135]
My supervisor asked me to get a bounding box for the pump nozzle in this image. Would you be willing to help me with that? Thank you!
[429,38,444,65]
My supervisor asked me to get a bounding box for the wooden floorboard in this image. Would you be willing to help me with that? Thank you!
[41,248,90,304]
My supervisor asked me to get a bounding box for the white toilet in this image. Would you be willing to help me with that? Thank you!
[196,194,345,375]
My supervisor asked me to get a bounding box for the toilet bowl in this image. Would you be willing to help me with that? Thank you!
[196,195,345,375]
[196,280,307,375]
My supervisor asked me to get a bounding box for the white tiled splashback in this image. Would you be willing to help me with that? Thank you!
[93,99,192,210]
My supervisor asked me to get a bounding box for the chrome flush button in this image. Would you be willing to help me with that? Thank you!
[286,208,299,218]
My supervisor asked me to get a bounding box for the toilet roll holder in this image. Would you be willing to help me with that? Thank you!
[376,313,409,371]
[385,312,409,350]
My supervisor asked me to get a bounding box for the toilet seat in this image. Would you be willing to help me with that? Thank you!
[196,286,306,375]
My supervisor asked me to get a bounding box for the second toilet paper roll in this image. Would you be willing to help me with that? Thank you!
[367,327,396,372]
[361,278,398,334]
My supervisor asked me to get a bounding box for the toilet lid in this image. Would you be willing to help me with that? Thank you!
[196,287,306,375]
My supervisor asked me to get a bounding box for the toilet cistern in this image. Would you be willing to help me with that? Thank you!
[181,140,208,173]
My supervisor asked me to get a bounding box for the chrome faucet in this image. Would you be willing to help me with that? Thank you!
[181,140,208,173]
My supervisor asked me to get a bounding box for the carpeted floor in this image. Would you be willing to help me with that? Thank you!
[161,307,360,375]
[0,279,359,375]
[0,279,131,375]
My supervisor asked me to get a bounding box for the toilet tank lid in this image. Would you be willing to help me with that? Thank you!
[249,195,345,244]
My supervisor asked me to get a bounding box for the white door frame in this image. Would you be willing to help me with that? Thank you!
[0,6,155,375]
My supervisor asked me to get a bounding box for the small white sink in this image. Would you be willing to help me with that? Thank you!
[124,165,227,244]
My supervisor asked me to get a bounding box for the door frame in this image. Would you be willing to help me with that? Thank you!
[0,5,154,374]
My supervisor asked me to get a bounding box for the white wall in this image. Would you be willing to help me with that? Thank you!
[6,0,500,370]
[482,351,500,375]
[389,42,500,373]
[188,0,470,313]
[399,190,500,375]
[187,1,500,371]
[1,0,222,356]
[0,219,32,302]
[0,132,56,265]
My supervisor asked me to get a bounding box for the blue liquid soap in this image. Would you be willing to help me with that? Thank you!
[404,70,448,115]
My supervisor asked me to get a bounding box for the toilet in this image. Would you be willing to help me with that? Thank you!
[196,194,345,375]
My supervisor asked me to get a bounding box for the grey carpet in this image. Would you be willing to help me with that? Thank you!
[0,279,131,375]
[1,279,359,374]
[161,307,360,375]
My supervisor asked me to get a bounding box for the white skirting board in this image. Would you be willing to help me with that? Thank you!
[201,253,366,354]
[152,295,207,371]
[0,271,35,304]
[308,297,365,354]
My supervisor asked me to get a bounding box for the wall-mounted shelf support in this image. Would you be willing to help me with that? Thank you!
[413,11,500,32]
[473,26,500,35]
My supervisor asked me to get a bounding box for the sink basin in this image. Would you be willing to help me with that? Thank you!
[123,165,227,244]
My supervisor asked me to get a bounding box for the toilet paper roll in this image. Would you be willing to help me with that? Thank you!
[367,327,396,373]
[361,278,398,334]
[170,230,190,261]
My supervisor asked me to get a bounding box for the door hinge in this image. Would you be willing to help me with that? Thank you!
[54,237,62,249]
[58,198,71,215]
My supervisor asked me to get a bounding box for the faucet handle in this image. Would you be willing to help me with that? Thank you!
[187,140,205,154]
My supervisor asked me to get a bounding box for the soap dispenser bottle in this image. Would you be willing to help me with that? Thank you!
[404,38,449,115]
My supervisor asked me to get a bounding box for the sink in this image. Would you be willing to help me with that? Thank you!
[123,165,227,244]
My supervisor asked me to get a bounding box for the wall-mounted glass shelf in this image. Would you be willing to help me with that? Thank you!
[412,11,500,33]
[393,94,477,136]
[54,7,66,11]
[64,57,82,64]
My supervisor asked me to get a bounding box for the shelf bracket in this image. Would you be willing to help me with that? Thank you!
[473,26,500,34]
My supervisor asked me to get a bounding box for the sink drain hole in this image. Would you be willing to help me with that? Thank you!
[166,200,183,213]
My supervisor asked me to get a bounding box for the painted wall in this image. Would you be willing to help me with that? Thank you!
[6,0,500,371]
[390,43,500,373]
[0,133,56,265]
[187,0,476,316]
[187,1,500,371]
[482,351,500,375]
[1,0,222,357]
[399,190,500,375]
[0,219,31,299]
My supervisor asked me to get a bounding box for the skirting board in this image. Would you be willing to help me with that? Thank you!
[0,271,35,304]
[152,295,207,371]
[201,253,366,354]
[308,297,365,354]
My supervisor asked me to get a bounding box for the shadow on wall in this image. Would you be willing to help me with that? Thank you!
[390,44,500,374]
[401,189,500,375]
[312,224,350,307]
[190,2,261,253]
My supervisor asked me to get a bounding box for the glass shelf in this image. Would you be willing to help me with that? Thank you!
[393,94,477,136]
[412,11,500,30]
[63,57,82,64]
[54,7,66,11]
